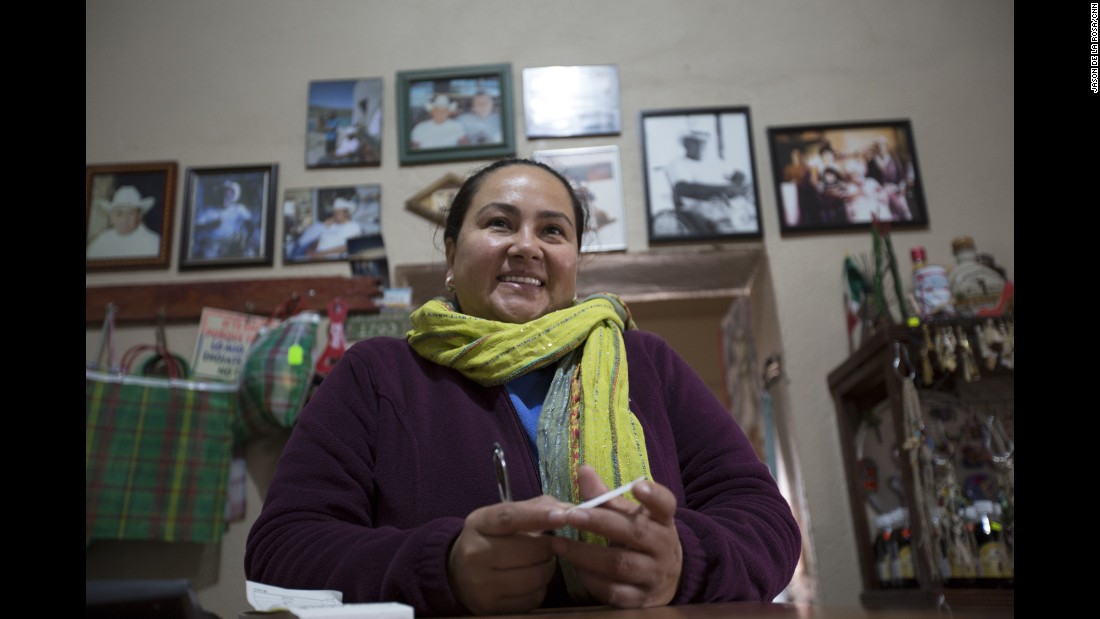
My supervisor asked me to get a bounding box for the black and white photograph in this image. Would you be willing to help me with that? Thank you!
[179,164,278,270]
[641,107,762,242]
[532,145,626,253]
[306,78,383,169]
[283,184,382,263]
[766,119,928,234]
[523,64,621,138]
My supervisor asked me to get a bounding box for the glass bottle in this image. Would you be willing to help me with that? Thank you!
[930,506,952,583]
[946,505,979,587]
[873,512,897,588]
[949,236,1007,317]
[894,508,918,588]
[972,499,1013,587]
[910,246,954,318]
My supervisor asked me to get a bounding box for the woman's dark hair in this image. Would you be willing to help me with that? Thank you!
[443,158,589,249]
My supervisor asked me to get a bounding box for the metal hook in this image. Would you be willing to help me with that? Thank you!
[983,415,1013,464]
[892,340,916,380]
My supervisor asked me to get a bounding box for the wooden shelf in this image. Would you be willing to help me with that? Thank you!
[86,276,382,326]
[827,321,1014,613]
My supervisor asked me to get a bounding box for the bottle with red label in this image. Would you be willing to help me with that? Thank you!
[910,246,954,318]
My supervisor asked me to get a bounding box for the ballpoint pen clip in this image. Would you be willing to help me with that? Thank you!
[492,442,512,502]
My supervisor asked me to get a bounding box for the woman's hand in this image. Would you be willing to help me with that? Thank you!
[552,465,682,608]
[448,495,569,615]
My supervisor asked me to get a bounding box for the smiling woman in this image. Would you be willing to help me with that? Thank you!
[245,157,801,617]
[440,158,584,324]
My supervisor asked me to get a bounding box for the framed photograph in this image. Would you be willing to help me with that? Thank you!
[522,65,621,138]
[283,184,382,263]
[532,145,626,253]
[396,63,515,165]
[86,161,177,271]
[179,164,278,270]
[640,106,762,243]
[766,119,928,234]
[306,77,383,169]
[347,236,390,287]
[405,172,466,225]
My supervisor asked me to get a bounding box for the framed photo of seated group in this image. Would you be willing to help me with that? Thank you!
[86,161,177,272]
[396,63,515,165]
[766,118,928,235]
[640,106,762,243]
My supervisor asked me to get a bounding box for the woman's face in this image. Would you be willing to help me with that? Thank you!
[445,165,580,323]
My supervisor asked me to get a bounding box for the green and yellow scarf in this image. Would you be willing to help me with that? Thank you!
[407,293,651,541]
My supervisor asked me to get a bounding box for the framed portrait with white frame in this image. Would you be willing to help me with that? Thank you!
[532,145,626,253]
[640,106,762,243]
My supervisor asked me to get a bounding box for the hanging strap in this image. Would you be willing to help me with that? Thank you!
[92,303,119,372]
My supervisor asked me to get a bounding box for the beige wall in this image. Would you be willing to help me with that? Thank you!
[86,1,1014,617]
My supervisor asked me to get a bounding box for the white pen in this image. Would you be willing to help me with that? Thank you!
[567,476,646,511]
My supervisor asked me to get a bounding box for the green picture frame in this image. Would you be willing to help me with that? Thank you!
[396,63,515,165]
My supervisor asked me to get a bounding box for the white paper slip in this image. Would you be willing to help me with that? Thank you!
[247,580,343,610]
[567,476,645,511]
[292,603,414,619]
[245,581,414,618]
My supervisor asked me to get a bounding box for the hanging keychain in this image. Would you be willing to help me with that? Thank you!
[314,297,348,378]
[999,319,1014,370]
[919,324,935,386]
[938,326,958,374]
[93,302,119,372]
[955,325,979,383]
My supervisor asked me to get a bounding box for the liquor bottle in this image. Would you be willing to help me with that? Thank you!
[910,246,954,318]
[972,499,1013,587]
[949,236,1007,317]
[947,505,979,587]
[873,512,897,588]
[930,506,952,582]
[893,508,918,588]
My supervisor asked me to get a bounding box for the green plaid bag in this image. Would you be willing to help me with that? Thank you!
[85,368,238,544]
[238,311,320,438]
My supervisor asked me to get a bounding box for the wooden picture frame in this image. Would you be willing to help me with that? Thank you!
[532,145,626,253]
[640,106,762,243]
[766,118,928,234]
[283,184,382,263]
[396,63,515,165]
[306,77,383,169]
[179,164,278,270]
[86,161,177,271]
[404,172,466,225]
[522,64,621,138]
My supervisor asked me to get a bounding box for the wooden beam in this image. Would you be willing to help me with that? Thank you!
[87,276,382,326]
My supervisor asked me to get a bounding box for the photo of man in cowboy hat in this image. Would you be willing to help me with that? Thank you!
[86,185,162,259]
[410,93,466,150]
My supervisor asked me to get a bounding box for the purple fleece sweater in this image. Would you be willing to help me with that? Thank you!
[245,330,800,616]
